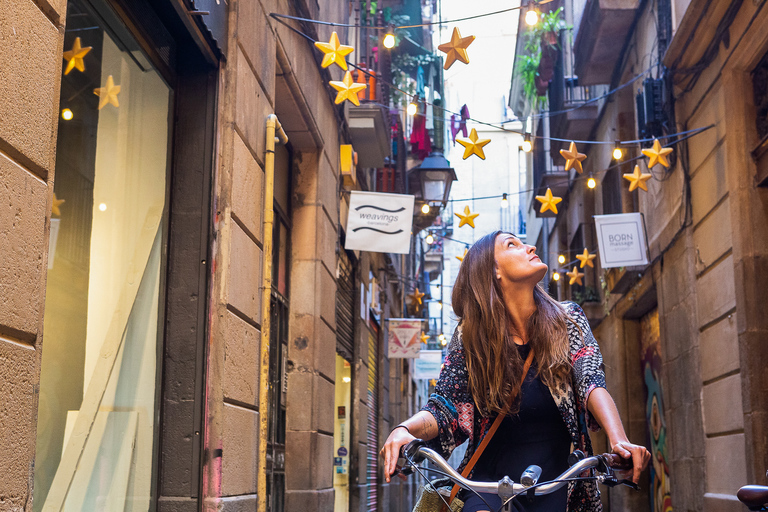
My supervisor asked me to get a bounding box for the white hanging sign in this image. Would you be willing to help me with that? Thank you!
[387,318,423,358]
[345,191,415,254]
[413,350,443,380]
[594,213,649,268]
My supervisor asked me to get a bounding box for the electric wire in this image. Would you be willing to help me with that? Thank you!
[270,6,523,30]
[269,13,715,145]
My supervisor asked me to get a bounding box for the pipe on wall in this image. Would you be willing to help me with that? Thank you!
[258,114,288,512]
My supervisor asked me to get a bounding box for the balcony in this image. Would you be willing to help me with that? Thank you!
[549,76,608,144]
[573,0,640,85]
[345,66,390,168]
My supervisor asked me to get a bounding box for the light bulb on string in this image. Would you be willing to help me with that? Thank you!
[553,271,560,281]
[522,133,533,153]
[437,301,443,310]
[421,203,430,214]
[439,334,447,346]
[525,2,539,26]
[587,175,597,189]
[612,140,623,160]
[426,233,434,244]
[406,102,418,116]
[500,193,509,208]
[558,254,566,264]
[383,26,396,49]
[61,108,73,121]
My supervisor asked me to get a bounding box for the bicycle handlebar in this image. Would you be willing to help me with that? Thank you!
[399,439,636,501]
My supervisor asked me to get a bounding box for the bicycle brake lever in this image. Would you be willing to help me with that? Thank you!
[619,479,640,491]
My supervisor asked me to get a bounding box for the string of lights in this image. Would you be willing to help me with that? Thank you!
[270,14,715,148]
[272,11,671,130]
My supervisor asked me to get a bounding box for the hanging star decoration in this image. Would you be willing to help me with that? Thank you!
[575,248,597,268]
[408,288,425,310]
[329,71,367,106]
[456,248,468,263]
[437,27,475,70]
[51,193,65,217]
[559,141,587,173]
[642,139,674,168]
[623,164,653,192]
[62,37,92,75]
[93,75,121,110]
[566,266,585,286]
[455,205,480,228]
[535,188,563,215]
[456,128,491,160]
[420,332,430,344]
[314,31,354,70]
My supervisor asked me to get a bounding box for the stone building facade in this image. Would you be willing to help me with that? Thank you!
[512,0,768,511]
[0,0,426,511]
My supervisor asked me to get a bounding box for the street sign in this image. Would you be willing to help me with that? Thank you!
[594,213,649,268]
[345,191,415,254]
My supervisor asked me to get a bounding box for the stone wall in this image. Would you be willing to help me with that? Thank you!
[0,0,64,508]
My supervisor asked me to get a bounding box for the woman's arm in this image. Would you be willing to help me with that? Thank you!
[587,387,651,484]
[380,411,439,482]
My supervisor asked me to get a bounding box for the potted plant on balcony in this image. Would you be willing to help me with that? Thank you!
[516,8,569,108]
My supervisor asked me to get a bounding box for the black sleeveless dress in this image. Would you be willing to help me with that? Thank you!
[461,343,572,512]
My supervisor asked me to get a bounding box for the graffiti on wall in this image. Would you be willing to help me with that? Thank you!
[640,309,673,512]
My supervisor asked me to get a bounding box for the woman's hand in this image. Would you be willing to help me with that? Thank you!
[611,440,651,484]
[380,426,416,483]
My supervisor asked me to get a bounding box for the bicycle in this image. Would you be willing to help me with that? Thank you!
[737,472,768,511]
[396,439,640,512]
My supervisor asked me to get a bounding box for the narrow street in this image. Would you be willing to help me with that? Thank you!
[0,0,766,511]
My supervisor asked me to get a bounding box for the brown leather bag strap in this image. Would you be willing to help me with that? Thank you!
[442,348,535,511]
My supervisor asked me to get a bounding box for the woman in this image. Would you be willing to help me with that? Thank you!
[381,231,650,512]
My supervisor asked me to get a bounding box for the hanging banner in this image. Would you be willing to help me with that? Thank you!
[387,318,423,358]
[414,350,443,380]
[594,213,649,268]
[345,191,415,254]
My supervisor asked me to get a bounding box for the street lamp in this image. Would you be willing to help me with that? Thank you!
[413,151,458,204]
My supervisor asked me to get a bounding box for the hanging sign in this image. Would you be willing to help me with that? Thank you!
[387,318,423,358]
[414,350,443,380]
[594,213,649,268]
[345,191,415,254]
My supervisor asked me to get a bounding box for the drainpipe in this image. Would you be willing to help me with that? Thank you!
[259,114,288,512]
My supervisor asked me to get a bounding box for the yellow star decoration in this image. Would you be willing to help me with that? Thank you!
[408,288,425,308]
[566,266,585,286]
[559,141,587,173]
[93,75,121,110]
[456,128,491,160]
[437,27,475,70]
[314,31,354,70]
[455,205,480,228]
[456,248,468,263]
[535,188,563,215]
[623,165,653,192]
[62,37,92,75]
[576,248,597,268]
[51,193,65,217]
[420,332,430,344]
[642,139,674,169]
[330,71,367,106]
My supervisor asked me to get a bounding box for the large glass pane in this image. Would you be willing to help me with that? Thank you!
[34,1,171,510]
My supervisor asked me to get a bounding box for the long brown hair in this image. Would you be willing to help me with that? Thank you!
[452,231,576,415]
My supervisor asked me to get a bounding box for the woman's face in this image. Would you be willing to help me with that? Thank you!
[493,233,548,285]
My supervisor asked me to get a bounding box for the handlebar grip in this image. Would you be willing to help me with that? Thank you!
[602,453,634,471]
[401,439,428,464]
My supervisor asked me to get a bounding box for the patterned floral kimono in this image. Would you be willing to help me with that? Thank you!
[422,302,606,511]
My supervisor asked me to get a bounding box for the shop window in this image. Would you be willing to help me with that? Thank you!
[34,0,172,509]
